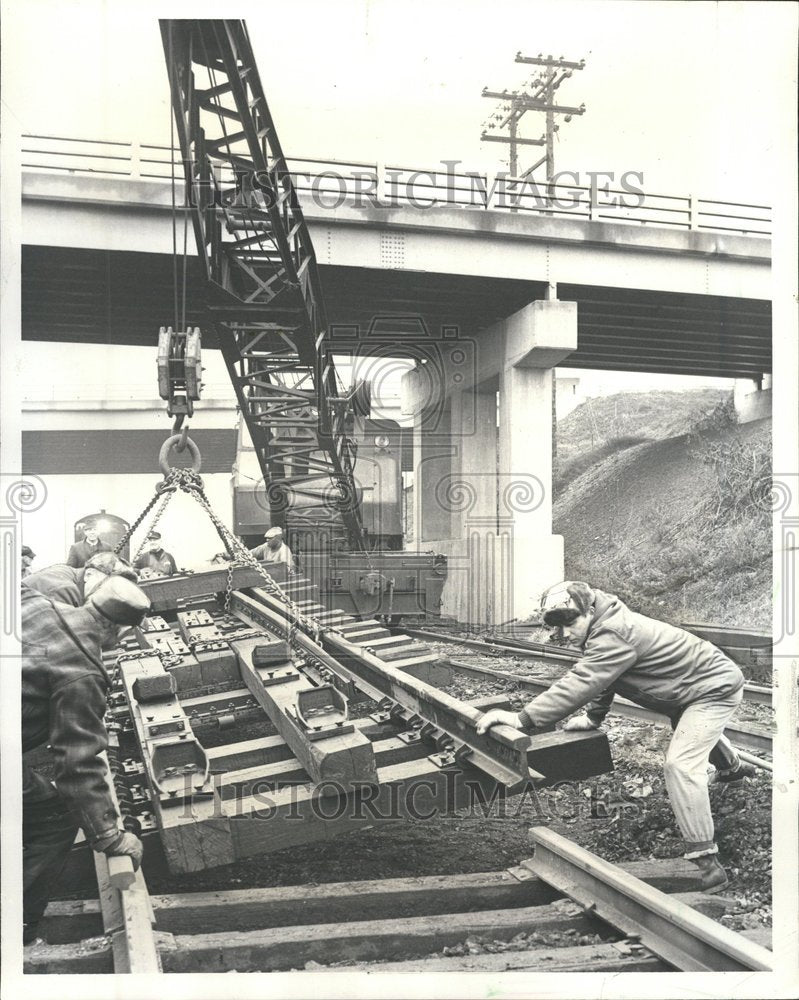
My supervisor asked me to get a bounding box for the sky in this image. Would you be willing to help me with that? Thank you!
[4,0,796,203]
[4,0,796,395]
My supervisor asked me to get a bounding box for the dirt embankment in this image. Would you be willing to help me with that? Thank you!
[554,393,772,630]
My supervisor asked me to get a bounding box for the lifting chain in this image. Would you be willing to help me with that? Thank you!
[131,487,177,564]
[113,475,179,559]
[115,432,203,562]
[117,434,328,641]
[186,479,323,638]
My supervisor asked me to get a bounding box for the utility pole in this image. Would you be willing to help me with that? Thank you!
[481,52,586,182]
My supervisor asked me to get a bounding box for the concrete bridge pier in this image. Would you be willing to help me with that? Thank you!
[734,374,772,423]
[403,299,577,625]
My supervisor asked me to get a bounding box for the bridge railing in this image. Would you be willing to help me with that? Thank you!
[21,134,772,238]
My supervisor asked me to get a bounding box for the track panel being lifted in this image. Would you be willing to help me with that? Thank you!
[108,570,614,873]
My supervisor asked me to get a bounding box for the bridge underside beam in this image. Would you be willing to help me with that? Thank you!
[21,247,771,378]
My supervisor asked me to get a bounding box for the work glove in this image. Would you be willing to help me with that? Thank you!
[102,830,144,871]
[562,713,599,731]
[476,708,523,735]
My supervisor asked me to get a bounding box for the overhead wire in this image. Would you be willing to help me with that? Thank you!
[168,21,179,333]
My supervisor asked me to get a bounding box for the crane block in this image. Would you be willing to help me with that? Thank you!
[157,326,203,418]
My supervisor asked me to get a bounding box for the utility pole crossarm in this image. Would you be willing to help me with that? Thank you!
[480,134,546,146]
[481,51,586,183]
[506,102,586,116]
[515,53,585,70]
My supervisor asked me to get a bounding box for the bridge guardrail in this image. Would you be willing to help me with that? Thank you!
[21,134,771,238]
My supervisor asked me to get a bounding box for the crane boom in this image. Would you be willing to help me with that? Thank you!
[161,19,365,552]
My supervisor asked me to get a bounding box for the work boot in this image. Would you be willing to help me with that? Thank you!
[714,761,757,784]
[692,853,729,893]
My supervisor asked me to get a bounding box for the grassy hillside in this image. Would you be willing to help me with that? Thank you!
[554,393,772,630]
[556,388,727,489]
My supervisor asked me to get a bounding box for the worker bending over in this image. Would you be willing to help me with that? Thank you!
[22,576,151,945]
[23,550,138,606]
[251,525,294,572]
[477,581,753,893]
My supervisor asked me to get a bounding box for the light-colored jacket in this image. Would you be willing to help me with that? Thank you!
[519,589,744,728]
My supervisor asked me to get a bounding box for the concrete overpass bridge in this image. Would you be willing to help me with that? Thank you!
[19,136,773,622]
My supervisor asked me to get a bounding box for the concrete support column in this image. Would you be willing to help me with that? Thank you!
[498,364,562,619]
[497,300,577,619]
[447,385,499,623]
[412,403,453,547]
[734,374,772,423]
[402,300,576,624]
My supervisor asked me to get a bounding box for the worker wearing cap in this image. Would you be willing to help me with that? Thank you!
[23,551,139,607]
[251,526,295,572]
[22,575,151,945]
[21,545,36,579]
[134,531,178,576]
[477,580,753,893]
[66,525,113,568]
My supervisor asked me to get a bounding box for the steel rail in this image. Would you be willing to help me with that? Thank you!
[444,657,773,763]
[681,622,772,648]
[526,827,772,972]
[400,626,579,663]
[232,590,533,790]
[94,749,161,972]
[411,627,774,706]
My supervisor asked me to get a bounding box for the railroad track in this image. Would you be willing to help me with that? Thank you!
[443,656,773,766]
[402,626,774,706]
[27,827,771,974]
[97,565,611,877]
[399,626,773,765]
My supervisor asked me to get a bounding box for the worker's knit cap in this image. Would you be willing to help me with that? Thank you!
[540,580,595,625]
[563,581,595,615]
[88,576,151,626]
[85,551,139,582]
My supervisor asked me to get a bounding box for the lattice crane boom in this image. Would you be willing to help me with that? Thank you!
[161,19,365,552]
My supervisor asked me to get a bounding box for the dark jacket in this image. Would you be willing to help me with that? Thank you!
[67,538,112,568]
[519,589,744,728]
[23,563,88,606]
[134,548,177,576]
[22,589,121,846]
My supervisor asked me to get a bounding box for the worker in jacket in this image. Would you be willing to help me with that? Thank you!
[66,525,112,568]
[21,544,36,578]
[251,526,295,572]
[477,581,753,893]
[23,551,139,606]
[134,531,178,576]
[22,576,151,945]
